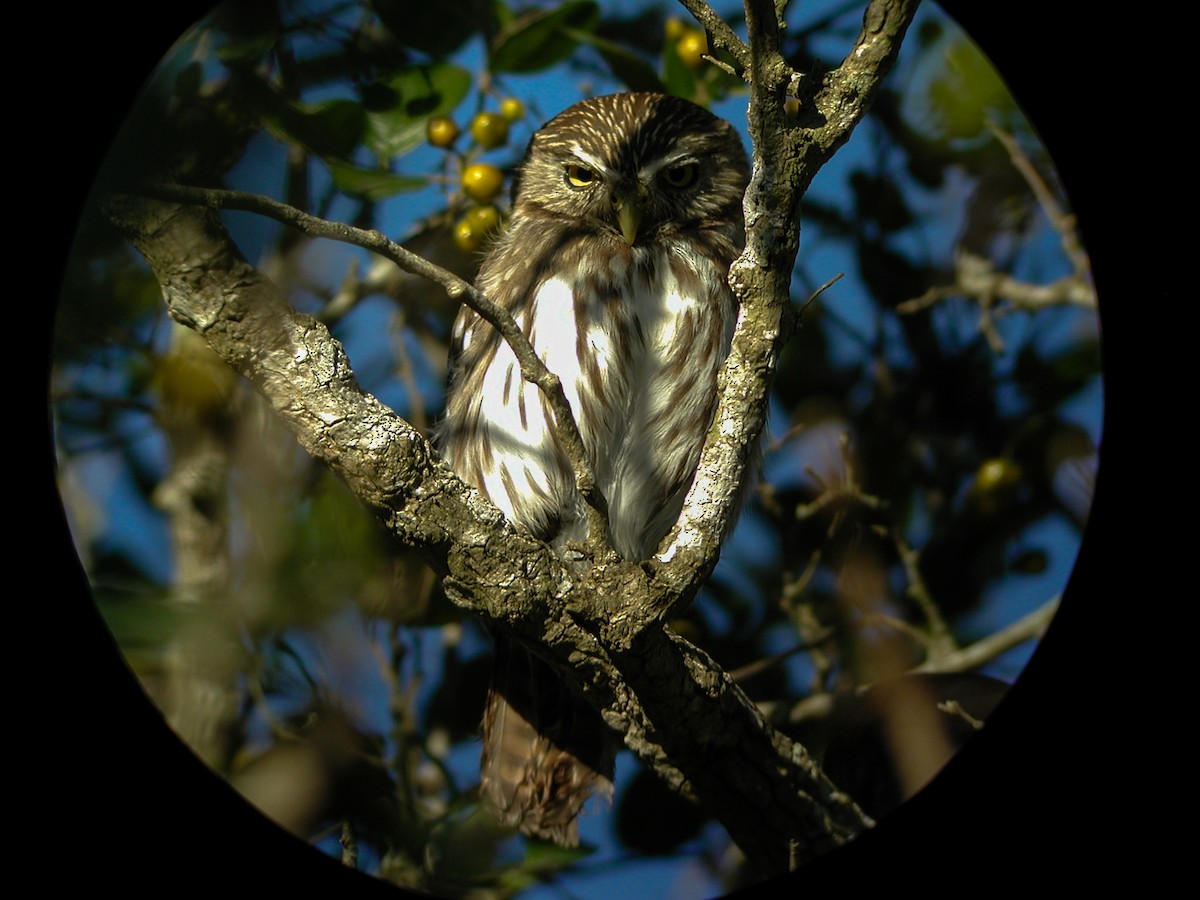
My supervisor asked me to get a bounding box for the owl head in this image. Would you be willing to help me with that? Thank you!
[512,92,749,248]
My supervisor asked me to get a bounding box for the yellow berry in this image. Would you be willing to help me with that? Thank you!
[470,112,509,150]
[467,204,501,235]
[453,206,501,252]
[500,97,526,122]
[461,163,504,202]
[970,456,1023,516]
[974,457,1021,494]
[426,116,459,148]
[676,29,708,69]
[453,218,481,252]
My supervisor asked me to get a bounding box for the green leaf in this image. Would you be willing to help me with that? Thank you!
[564,27,664,93]
[363,63,472,160]
[925,36,1016,140]
[327,159,427,200]
[267,98,366,159]
[489,1,599,73]
[491,0,516,31]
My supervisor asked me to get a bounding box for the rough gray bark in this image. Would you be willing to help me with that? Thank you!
[104,0,920,875]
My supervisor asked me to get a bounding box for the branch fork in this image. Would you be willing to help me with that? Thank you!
[110,0,920,874]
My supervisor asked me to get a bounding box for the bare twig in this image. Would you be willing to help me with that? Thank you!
[677,0,753,71]
[802,272,844,314]
[988,121,1091,276]
[728,627,836,682]
[786,596,1057,724]
[653,0,919,614]
[914,596,1059,674]
[893,533,957,661]
[793,433,886,528]
[896,122,1095,348]
[898,253,1095,315]
[783,271,844,338]
[938,700,984,730]
[140,182,608,540]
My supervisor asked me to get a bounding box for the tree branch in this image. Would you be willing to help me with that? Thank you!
[104,0,920,873]
[785,596,1059,725]
[913,596,1059,675]
[650,0,919,617]
[106,194,868,874]
[677,0,753,72]
[140,181,610,543]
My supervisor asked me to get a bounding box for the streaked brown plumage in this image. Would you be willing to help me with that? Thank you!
[440,92,749,845]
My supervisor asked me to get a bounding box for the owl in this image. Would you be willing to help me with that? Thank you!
[440,92,750,845]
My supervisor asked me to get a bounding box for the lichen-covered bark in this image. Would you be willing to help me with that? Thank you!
[107,195,868,872]
[103,0,919,874]
[653,0,919,615]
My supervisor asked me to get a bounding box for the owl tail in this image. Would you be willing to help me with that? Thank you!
[480,635,615,847]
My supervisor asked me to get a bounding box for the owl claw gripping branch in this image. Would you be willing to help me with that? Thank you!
[439,93,750,846]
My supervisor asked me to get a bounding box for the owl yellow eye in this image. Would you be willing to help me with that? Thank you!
[565,164,596,189]
[662,163,698,189]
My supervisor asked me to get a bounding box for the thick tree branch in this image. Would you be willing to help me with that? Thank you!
[650,0,919,617]
[103,0,919,874]
[141,181,610,546]
[104,194,519,569]
[106,194,868,873]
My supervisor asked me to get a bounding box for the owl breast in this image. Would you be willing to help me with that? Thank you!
[459,239,735,561]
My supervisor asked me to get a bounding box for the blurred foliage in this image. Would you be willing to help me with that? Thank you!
[53,1,1101,897]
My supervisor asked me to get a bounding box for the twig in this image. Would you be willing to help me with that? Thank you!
[898,253,1095,316]
[140,182,607,538]
[677,0,753,71]
[896,123,1095,343]
[897,251,1095,353]
[802,272,844,315]
[937,700,984,730]
[794,433,886,524]
[988,121,1091,277]
[728,627,836,682]
[893,533,956,660]
[786,596,1057,724]
[783,271,843,339]
[340,820,358,868]
[914,596,1059,674]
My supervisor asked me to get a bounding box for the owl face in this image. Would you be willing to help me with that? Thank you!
[513,93,749,248]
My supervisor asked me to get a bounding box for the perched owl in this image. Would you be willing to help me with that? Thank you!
[440,92,750,846]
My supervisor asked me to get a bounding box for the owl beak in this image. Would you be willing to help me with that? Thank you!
[614,195,643,246]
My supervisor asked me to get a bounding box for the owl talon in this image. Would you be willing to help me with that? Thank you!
[561,542,589,563]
